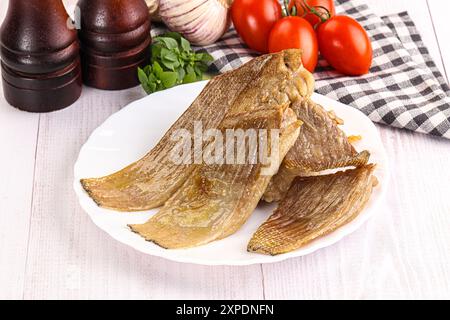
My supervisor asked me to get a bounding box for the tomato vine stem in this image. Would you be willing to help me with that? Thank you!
[287,0,333,27]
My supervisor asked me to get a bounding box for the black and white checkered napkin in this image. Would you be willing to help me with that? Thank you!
[151,0,450,139]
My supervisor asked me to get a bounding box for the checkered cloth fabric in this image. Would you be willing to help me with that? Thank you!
[151,0,450,139]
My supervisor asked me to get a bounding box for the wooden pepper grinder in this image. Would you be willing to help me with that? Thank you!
[77,0,151,90]
[0,0,82,113]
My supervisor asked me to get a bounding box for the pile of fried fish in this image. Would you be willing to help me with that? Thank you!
[81,49,378,256]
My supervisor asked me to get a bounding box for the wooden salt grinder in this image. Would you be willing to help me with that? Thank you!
[0,0,82,112]
[77,0,151,90]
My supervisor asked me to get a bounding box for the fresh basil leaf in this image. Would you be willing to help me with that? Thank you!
[161,48,179,62]
[180,51,190,61]
[177,68,186,83]
[202,54,214,63]
[185,65,195,75]
[155,37,178,50]
[148,72,157,83]
[164,32,182,42]
[161,58,180,71]
[151,45,162,60]
[195,52,214,63]
[157,82,165,91]
[183,71,197,84]
[160,71,178,88]
[193,65,201,77]
[141,82,151,94]
[200,62,209,70]
[194,53,204,61]
[180,37,191,53]
[137,67,149,85]
[143,65,152,75]
[140,32,215,95]
[153,61,164,78]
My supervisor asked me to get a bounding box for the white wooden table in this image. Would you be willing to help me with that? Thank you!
[0,0,449,300]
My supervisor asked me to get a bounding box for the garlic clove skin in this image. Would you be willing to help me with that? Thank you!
[145,0,162,22]
[159,0,233,46]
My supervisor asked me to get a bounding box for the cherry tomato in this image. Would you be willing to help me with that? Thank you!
[268,16,319,72]
[317,15,372,75]
[231,0,282,53]
[289,0,336,28]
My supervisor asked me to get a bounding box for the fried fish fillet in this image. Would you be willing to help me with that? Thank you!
[263,99,370,202]
[129,106,302,249]
[248,164,378,255]
[81,49,315,211]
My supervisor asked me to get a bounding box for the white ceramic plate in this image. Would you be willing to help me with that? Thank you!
[74,81,389,266]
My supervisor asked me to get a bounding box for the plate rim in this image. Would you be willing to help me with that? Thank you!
[73,80,390,266]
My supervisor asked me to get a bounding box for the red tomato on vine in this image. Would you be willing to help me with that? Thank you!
[268,16,319,72]
[317,15,373,75]
[231,0,282,53]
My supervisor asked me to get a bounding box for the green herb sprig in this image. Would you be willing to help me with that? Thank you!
[138,32,213,94]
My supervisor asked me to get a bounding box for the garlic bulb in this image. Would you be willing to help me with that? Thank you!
[159,0,233,46]
[145,0,162,22]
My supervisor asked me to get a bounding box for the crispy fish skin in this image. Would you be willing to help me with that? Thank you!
[263,99,370,203]
[129,107,302,249]
[81,49,315,212]
[248,164,378,256]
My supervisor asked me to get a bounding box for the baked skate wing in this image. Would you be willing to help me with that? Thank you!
[263,99,370,202]
[249,164,378,255]
[129,107,302,249]
[81,50,315,211]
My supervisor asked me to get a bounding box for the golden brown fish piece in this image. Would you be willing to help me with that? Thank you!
[81,49,315,211]
[129,105,302,249]
[248,164,378,255]
[263,99,370,202]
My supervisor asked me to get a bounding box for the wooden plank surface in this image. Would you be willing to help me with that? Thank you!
[0,78,39,300]
[427,0,450,81]
[0,0,39,300]
[0,0,449,300]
